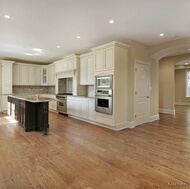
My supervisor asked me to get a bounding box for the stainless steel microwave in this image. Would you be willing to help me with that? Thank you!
[95,75,113,89]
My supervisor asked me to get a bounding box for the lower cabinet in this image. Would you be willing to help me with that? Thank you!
[67,97,88,119]
[0,95,8,113]
[67,96,113,126]
[49,101,57,111]
[40,94,57,112]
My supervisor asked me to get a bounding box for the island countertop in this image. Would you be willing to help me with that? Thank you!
[8,94,57,103]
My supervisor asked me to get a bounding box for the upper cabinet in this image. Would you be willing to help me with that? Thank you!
[54,55,77,74]
[47,64,55,86]
[13,63,55,86]
[93,47,114,72]
[13,63,41,86]
[0,60,14,94]
[80,52,94,85]
[41,64,55,85]
[92,41,129,74]
[41,66,48,85]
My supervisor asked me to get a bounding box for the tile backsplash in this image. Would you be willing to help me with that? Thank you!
[13,86,55,94]
[88,85,94,97]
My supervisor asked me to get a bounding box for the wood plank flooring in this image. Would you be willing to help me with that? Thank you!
[0,106,190,189]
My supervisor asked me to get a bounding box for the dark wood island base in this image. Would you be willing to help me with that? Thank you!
[8,96,49,135]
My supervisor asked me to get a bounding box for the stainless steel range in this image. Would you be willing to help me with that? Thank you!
[56,93,72,114]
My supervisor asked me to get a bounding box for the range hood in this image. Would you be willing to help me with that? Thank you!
[56,70,75,79]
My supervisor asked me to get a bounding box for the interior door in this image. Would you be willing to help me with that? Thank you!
[134,61,150,126]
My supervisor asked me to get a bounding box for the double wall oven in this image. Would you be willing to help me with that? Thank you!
[95,75,113,115]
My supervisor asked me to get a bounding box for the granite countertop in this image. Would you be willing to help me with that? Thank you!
[8,94,57,103]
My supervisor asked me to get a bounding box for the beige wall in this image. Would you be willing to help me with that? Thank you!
[128,40,159,121]
[159,57,175,111]
[175,69,190,103]
[150,60,159,116]
[159,54,190,112]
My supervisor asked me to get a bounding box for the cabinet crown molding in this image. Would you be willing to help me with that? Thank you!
[91,41,130,51]
[79,52,94,58]
[0,60,15,64]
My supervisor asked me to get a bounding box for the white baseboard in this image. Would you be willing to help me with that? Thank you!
[159,108,175,115]
[175,102,190,106]
[149,114,160,122]
[115,121,132,131]
[127,121,135,129]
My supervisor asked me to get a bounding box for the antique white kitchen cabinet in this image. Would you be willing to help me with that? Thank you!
[80,52,94,85]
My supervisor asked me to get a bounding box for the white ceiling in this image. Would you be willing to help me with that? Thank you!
[1,0,190,64]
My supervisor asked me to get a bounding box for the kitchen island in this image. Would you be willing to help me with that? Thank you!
[8,94,50,135]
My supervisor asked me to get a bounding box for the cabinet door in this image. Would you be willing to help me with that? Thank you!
[20,64,29,85]
[2,63,13,94]
[94,50,104,72]
[34,66,41,85]
[88,99,95,121]
[13,64,20,85]
[87,56,94,85]
[80,58,88,85]
[74,99,88,119]
[2,95,8,112]
[67,99,74,115]
[28,66,35,85]
[48,65,55,85]
[105,47,114,70]
[41,67,48,85]
[55,62,61,73]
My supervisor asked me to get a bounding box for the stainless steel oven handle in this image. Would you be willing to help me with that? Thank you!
[95,95,112,97]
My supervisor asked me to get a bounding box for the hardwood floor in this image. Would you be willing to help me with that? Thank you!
[0,106,190,189]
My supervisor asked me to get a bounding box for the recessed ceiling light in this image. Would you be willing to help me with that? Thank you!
[160,33,164,37]
[57,46,60,48]
[4,15,10,19]
[24,53,33,56]
[33,48,45,54]
[33,48,42,52]
[109,20,114,24]
[77,36,80,39]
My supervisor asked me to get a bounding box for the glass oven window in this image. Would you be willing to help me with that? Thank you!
[97,77,111,88]
[97,99,109,108]
[59,102,65,106]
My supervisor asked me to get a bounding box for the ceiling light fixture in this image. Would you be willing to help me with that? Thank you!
[4,15,10,19]
[77,36,81,39]
[33,48,45,54]
[185,63,189,65]
[109,20,114,24]
[57,46,60,48]
[33,48,42,52]
[24,53,33,56]
[160,33,164,37]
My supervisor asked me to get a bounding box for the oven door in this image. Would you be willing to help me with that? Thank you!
[95,95,112,115]
[57,100,67,114]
